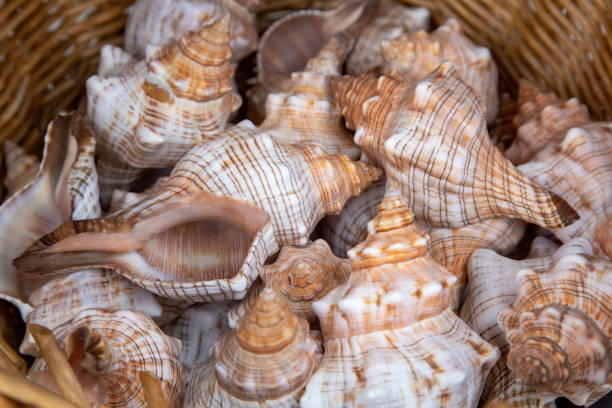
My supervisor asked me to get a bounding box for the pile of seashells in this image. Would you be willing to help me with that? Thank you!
[0,0,611,407]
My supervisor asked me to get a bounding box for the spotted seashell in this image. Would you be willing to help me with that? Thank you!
[3,140,39,197]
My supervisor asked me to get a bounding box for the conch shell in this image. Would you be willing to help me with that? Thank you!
[14,191,278,302]
[87,16,241,203]
[259,34,360,158]
[506,81,590,165]
[331,62,579,230]
[28,309,183,407]
[228,239,351,326]
[125,0,259,62]
[183,287,322,407]
[112,120,381,246]
[381,19,499,123]
[519,123,612,258]
[346,0,430,75]
[301,197,499,407]
[498,247,612,406]
[3,140,39,197]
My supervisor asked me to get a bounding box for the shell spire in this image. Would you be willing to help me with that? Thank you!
[3,140,39,197]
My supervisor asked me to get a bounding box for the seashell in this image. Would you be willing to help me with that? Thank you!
[228,239,351,326]
[380,19,499,123]
[489,92,518,153]
[183,287,322,408]
[20,270,162,356]
[346,0,430,76]
[519,123,612,258]
[301,196,499,407]
[259,34,360,159]
[527,236,560,259]
[162,301,233,372]
[112,120,381,246]
[331,62,579,230]
[14,191,279,303]
[3,140,39,197]
[506,81,590,165]
[125,0,260,62]
[28,309,183,407]
[497,248,612,406]
[86,16,241,204]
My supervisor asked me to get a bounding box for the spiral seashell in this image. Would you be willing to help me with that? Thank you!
[301,196,499,407]
[28,309,183,407]
[519,123,612,258]
[183,287,322,407]
[3,140,39,197]
[497,247,611,406]
[125,0,259,62]
[87,16,241,204]
[162,301,233,372]
[506,81,590,165]
[346,0,430,75]
[260,34,360,158]
[331,62,579,230]
[381,19,499,123]
[111,120,381,246]
[14,191,278,303]
[228,239,351,326]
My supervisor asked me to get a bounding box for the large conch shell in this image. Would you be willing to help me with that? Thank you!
[497,247,612,406]
[162,301,233,372]
[519,123,612,259]
[259,34,360,158]
[112,120,381,246]
[301,196,499,407]
[331,62,579,230]
[506,81,590,165]
[87,16,241,203]
[3,140,39,197]
[228,239,351,326]
[381,19,499,123]
[125,0,259,62]
[346,0,430,75]
[14,191,278,302]
[183,287,322,407]
[28,309,183,407]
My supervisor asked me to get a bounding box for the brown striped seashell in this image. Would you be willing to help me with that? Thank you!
[519,123,612,259]
[112,120,381,246]
[497,246,612,406]
[87,16,241,204]
[331,62,579,230]
[380,19,499,123]
[506,81,590,165]
[162,301,233,372]
[259,34,360,158]
[14,191,278,303]
[28,309,183,407]
[228,239,351,327]
[183,287,322,407]
[3,140,39,197]
[301,196,499,407]
[125,0,260,62]
[346,0,429,76]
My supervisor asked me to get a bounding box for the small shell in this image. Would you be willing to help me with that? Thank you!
[125,0,259,62]
[183,287,321,407]
[260,34,360,158]
[228,240,351,326]
[506,81,590,165]
[331,62,579,230]
[14,191,279,302]
[87,16,241,203]
[381,19,499,123]
[519,123,612,258]
[301,196,499,408]
[112,120,381,246]
[346,1,430,75]
[3,140,39,197]
[28,309,183,407]
[162,301,233,372]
